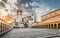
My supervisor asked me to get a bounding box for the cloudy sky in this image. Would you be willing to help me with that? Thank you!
[1,0,60,22]
[22,0,60,22]
[30,0,60,21]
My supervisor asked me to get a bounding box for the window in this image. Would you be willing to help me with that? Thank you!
[55,13,58,16]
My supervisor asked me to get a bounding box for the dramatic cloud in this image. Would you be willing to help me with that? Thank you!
[0,0,57,22]
[2,0,7,3]
[35,3,56,22]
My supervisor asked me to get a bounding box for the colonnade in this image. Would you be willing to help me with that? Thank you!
[48,23,60,29]
[40,22,60,29]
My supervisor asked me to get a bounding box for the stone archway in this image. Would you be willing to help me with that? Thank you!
[51,24,53,29]
[48,24,50,29]
[58,23,60,29]
[54,24,57,29]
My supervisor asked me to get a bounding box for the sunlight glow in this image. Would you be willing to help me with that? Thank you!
[0,0,2,1]
[0,1,17,23]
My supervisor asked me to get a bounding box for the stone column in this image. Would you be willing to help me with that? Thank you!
[53,23,55,29]
[48,24,49,29]
[50,24,51,29]
[56,23,58,29]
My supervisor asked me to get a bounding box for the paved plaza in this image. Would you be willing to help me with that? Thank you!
[1,28,60,38]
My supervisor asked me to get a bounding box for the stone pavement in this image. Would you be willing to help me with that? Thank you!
[1,28,60,38]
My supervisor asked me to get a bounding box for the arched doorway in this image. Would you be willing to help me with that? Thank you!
[51,24,53,29]
[48,24,50,29]
[58,23,60,29]
[54,24,57,29]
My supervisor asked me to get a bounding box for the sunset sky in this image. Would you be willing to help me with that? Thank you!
[1,0,60,21]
